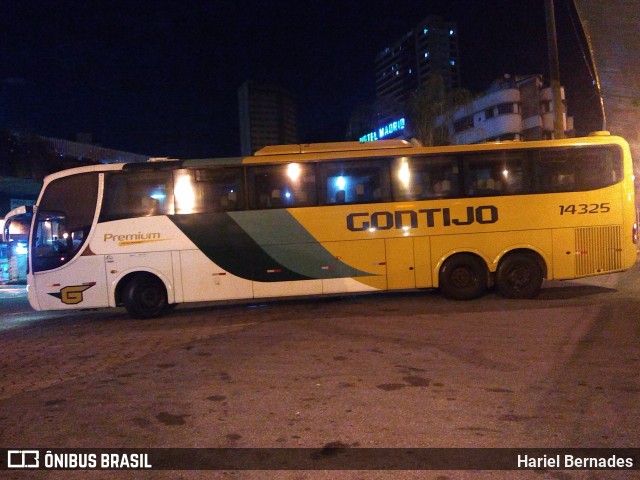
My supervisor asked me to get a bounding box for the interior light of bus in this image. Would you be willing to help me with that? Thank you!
[398,158,411,188]
[150,192,166,201]
[502,169,509,179]
[336,176,346,190]
[174,174,195,213]
[287,163,301,181]
[285,191,292,199]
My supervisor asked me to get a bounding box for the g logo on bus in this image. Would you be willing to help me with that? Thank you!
[49,283,95,305]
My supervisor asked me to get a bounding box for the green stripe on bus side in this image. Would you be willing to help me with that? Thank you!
[228,210,374,279]
[169,210,374,281]
[228,210,316,246]
[169,213,310,282]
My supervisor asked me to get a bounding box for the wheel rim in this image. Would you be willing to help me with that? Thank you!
[451,266,476,289]
[139,284,163,308]
[507,265,531,291]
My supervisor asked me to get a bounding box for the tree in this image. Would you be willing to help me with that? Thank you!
[407,75,472,146]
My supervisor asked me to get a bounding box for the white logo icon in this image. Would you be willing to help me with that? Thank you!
[8,450,40,468]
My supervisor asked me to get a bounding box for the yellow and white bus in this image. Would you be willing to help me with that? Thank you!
[27,132,637,318]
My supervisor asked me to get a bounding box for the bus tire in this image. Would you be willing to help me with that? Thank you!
[123,273,168,319]
[439,254,487,300]
[496,253,543,299]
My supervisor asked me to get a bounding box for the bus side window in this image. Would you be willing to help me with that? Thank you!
[575,147,623,190]
[102,171,173,220]
[248,163,316,209]
[184,168,244,214]
[533,150,575,193]
[320,159,391,204]
[392,155,458,200]
[464,152,526,196]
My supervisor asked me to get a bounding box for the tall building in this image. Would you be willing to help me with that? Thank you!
[238,81,298,156]
[444,74,573,145]
[375,15,461,105]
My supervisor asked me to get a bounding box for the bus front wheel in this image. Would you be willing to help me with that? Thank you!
[496,253,543,299]
[123,274,168,319]
[439,254,487,300]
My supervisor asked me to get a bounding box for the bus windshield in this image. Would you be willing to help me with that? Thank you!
[31,173,99,272]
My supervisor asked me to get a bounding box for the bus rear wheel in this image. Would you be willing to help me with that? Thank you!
[496,253,543,299]
[123,274,168,319]
[439,254,487,300]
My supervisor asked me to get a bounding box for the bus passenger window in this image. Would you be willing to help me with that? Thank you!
[101,171,174,220]
[183,168,244,214]
[320,159,391,204]
[575,147,623,190]
[529,147,624,193]
[391,155,458,200]
[248,163,317,209]
[533,150,576,193]
[464,152,527,196]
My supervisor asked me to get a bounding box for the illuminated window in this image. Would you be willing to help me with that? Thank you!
[101,170,174,221]
[464,152,528,196]
[249,163,316,209]
[320,159,391,205]
[188,168,244,213]
[391,156,459,200]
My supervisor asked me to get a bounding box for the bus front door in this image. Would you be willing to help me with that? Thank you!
[29,210,109,311]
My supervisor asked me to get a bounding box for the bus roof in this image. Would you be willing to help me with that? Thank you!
[255,139,413,155]
[41,132,630,179]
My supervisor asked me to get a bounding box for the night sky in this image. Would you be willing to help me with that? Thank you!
[1,0,596,158]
